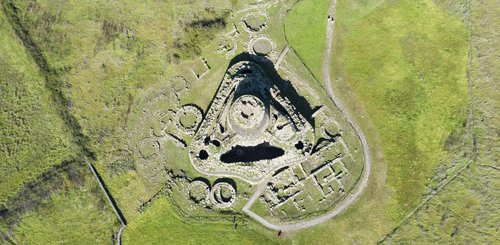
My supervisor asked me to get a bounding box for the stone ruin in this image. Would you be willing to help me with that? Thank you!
[242,12,267,33]
[189,61,315,183]
[130,57,364,226]
[165,171,238,215]
[128,0,365,226]
[185,59,364,224]
[210,182,237,208]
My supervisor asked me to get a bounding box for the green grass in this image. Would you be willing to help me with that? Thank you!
[6,0,237,167]
[282,0,470,243]
[3,165,119,244]
[1,5,118,244]
[179,111,199,128]
[0,7,79,204]
[285,0,330,80]
[5,0,243,221]
[244,14,266,31]
[10,186,118,244]
[385,163,499,243]
[344,0,468,215]
[283,1,397,243]
[122,196,275,244]
[385,0,499,242]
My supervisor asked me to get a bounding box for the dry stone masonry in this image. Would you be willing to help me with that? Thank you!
[128,0,366,227]
[189,61,314,183]
[185,60,364,224]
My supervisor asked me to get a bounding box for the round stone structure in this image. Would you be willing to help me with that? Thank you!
[253,38,273,56]
[228,95,269,136]
[189,180,210,204]
[137,138,160,158]
[176,104,203,135]
[210,182,236,208]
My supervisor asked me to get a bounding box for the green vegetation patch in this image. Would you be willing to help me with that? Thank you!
[383,0,499,242]
[8,181,119,244]
[123,196,275,244]
[175,11,229,60]
[244,14,267,32]
[0,10,78,204]
[282,0,471,243]
[5,0,237,221]
[285,0,330,80]
[0,161,119,244]
[6,0,234,162]
[385,163,499,243]
[344,0,468,214]
[180,112,198,129]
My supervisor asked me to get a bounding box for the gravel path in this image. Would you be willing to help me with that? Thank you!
[275,45,290,69]
[242,0,372,232]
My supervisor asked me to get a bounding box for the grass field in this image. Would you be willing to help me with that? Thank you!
[0,3,120,243]
[283,0,470,243]
[0,161,119,244]
[3,0,245,222]
[5,0,234,158]
[0,6,79,204]
[8,176,119,244]
[122,196,275,244]
[344,0,469,214]
[385,163,499,243]
[284,0,330,80]
[385,0,499,242]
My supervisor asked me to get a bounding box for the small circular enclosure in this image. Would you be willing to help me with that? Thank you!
[179,111,198,129]
[231,95,265,129]
[189,180,210,204]
[176,104,203,134]
[253,38,273,56]
[137,138,160,158]
[210,182,236,208]
[243,14,267,32]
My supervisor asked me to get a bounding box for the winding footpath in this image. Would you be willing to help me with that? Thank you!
[242,0,372,232]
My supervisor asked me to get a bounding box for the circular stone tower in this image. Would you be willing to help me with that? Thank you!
[228,94,269,137]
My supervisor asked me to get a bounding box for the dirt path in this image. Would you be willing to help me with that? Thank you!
[242,177,282,230]
[275,45,290,69]
[317,0,372,229]
[242,0,372,232]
